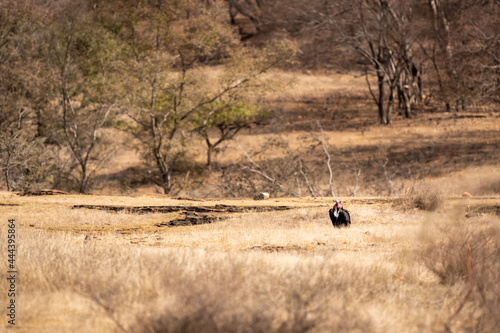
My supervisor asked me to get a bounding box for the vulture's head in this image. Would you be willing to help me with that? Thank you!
[334,199,342,209]
[333,199,342,217]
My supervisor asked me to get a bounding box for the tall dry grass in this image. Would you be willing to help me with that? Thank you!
[419,210,500,332]
[1,193,499,332]
[2,230,379,332]
[394,185,445,212]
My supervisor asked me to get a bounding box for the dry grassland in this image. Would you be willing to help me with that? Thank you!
[1,190,499,332]
[2,70,500,332]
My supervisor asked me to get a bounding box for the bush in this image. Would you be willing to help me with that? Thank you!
[0,133,51,192]
[394,185,444,212]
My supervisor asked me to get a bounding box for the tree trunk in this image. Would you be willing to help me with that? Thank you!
[416,64,423,104]
[79,164,87,193]
[446,102,451,112]
[205,137,213,167]
[386,84,395,125]
[377,70,386,124]
[402,82,411,118]
[429,0,456,112]
[36,109,44,137]
[154,148,172,195]
[404,92,411,118]
[162,171,171,194]
[3,148,11,191]
[4,169,10,191]
[207,148,212,167]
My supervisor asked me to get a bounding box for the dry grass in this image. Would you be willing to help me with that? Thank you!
[394,185,445,212]
[2,192,499,332]
[418,210,500,332]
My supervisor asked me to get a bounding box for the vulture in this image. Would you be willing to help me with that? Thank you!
[329,199,351,228]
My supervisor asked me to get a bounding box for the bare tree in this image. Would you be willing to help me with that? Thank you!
[427,0,455,111]
[252,0,424,124]
[45,1,119,193]
[347,1,425,124]
[424,0,500,111]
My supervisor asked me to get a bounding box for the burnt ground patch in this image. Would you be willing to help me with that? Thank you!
[72,204,292,227]
[71,204,292,214]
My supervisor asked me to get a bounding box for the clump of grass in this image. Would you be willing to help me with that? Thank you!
[419,215,500,331]
[394,185,444,212]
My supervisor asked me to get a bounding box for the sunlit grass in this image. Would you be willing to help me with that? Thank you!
[1,192,498,331]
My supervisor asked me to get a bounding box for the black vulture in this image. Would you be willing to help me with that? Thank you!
[329,199,351,228]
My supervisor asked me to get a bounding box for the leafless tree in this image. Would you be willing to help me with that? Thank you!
[347,1,425,124]
[243,0,425,124]
[424,0,500,110]
[45,1,118,193]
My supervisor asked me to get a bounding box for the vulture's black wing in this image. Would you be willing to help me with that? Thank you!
[341,209,351,226]
[329,209,339,227]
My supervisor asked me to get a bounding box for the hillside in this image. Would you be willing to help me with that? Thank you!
[2,0,499,197]
[91,69,500,198]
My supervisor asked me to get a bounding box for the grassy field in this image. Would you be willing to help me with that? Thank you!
[1,190,499,332]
